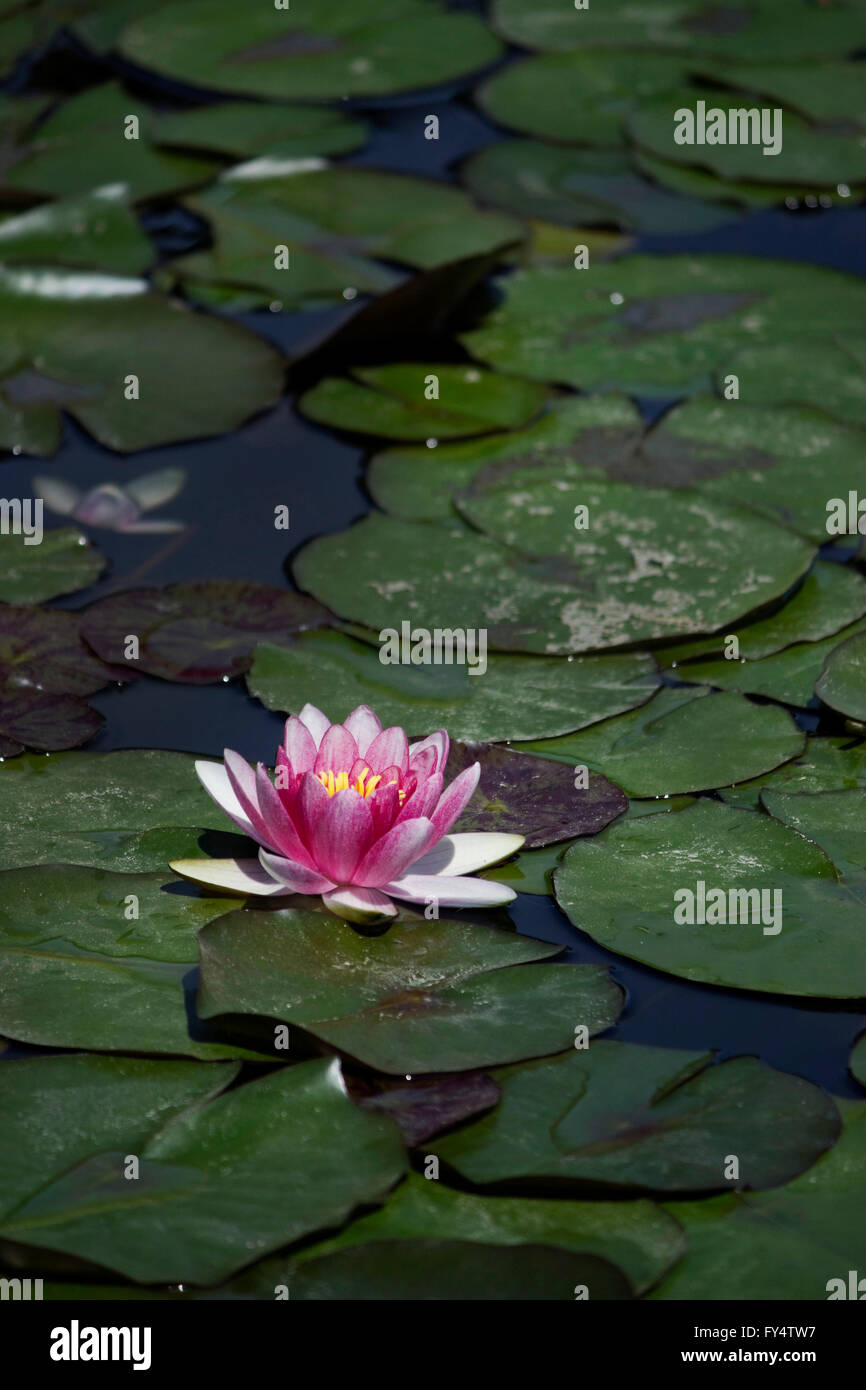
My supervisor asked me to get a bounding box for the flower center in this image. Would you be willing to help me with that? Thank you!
[315,767,404,801]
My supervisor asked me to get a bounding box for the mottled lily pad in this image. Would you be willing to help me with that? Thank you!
[0,184,153,274]
[0,265,285,455]
[299,365,548,441]
[555,798,866,997]
[197,907,623,1074]
[0,1058,407,1287]
[816,631,866,722]
[120,0,504,100]
[436,1042,839,1192]
[0,1054,239,1225]
[0,528,105,603]
[81,581,328,683]
[247,628,660,742]
[448,741,627,848]
[718,339,866,428]
[0,864,260,1058]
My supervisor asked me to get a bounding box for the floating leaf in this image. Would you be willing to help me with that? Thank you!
[299,365,548,441]
[448,741,627,848]
[0,185,153,274]
[246,628,660,742]
[555,798,866,997]
[353,1074,500,1147]
[0,265,285,456]
[0,603,116,694]
[436,1042,839,1192]
[718,735,866,808]
[652,1105,866,1300]
[0,864,256,1058]
[0,528,105,603]
[816,632,866,722]
[81,581,327,683]
[480,840,578,896]
[462,140,732,235]
[156,101,367,160]
[0,1054,238,1224]
[0,686,103,755]
[762,788,866,876]
[0,824,241,874]
[0,1058,407,1286]
[121,0,504,100]
[633,147,833,210]
[695,57,866,126]
[461,256,866,396]
[197,907,623,1074]
[718,339,866,428]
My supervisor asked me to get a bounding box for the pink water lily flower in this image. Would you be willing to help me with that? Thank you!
[171,703,523,924]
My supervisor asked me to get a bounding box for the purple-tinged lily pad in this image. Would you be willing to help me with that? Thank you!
[0,687,103,755]
[448,741,628,848]
[0,605,119,696]
[351,1073,500,1147]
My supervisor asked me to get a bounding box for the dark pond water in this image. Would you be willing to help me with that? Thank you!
[4,26,865,1097]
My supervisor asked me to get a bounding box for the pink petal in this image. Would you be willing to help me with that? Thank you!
[343,704,382,757]
[322,885,397,924]
[314,723,358,775]
[223,748,282,853]
[385,873,517,907]
[366,726,409,774]
[369,779,400,837]
[258,851,335,894]
[430,762,480,839]
[407,745,437,784]
[282,715,318,775]
[295,771,332,856]
[409,730,449,773]
[354,816,435,888]
[195,760,256,839]
[298,702,331,748]
[313,788,374,882]
[254,765,318,869]
[397,769,442,824]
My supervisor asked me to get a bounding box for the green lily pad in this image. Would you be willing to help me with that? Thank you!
[155,101,367,160]
[0,185,153,274]
[629,88,866,186]
[491,0,866,61]
[477,51,691,147]
[816,631,866,722]
[80,581,328,683]
[456,471,815,650]
[651,1104,866,1300]
[0,528,105,603]
[719,339,866,428]
[0,265,285,456]
[634,146,846,210]
[695,58,866,126]
[481,840,579,896]
[231,1170,683,1296]
[461,256,866,396]
[121,0,504,100]
[1,84,218,201]
[368,394,644,523]
[293,507,813,656]
[197,907,623,1074]
[299,365,548,441]
[657,561,866,665]
[448,741,627,848]
[661,615,866,707]
[718,735,866,808]
[0,864,259,1058]
[0,1053,239,1225]
[0,1058,407,1287]
[462,140,733,235]
[246,628,660,742]
[0,823,238,874]
[555,797,866,997]
[436,1042,840,1192]
[170,167,521,311]
[852,1038,866,1088]
[762,788,866,876]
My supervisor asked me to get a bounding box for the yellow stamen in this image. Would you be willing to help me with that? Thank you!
[314,767,398,799]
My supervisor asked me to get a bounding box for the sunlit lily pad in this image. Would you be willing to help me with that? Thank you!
[0,184,153,274]
[436,1042,839,1191]
[0,1058,407,1286]
[462,140,733,235]
[0,864,263,1058]
[81,581,328,683]
[1,84,218,201]
[197,907,623,1074]
[448,741,627,848]
[0,528,105,602]
[299,365,548,441]
[0,265,285,455]
[121,0,504,100]
[718,735,866,808]
[652,1104,866,1300]
[247,629,659,742]
[461,256,866,396]
[555,798,866,997]
[816,631,866,723]
[156,101,367,160]
[232,1170,683,1296]
[480,840,578,896]
[0,1053,239,1225]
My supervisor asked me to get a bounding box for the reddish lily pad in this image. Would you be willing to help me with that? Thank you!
[81,581,329,683]
[351,1073,500,1147]
[0,687,104,756]
[448,742,628,848]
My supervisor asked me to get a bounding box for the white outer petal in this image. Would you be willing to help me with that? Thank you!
[170,858,288,895]
[195,759,256,837]
[408,832,524,877]
[298,702,330,748]
[385,874,517,907]
[322,885,398,924]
